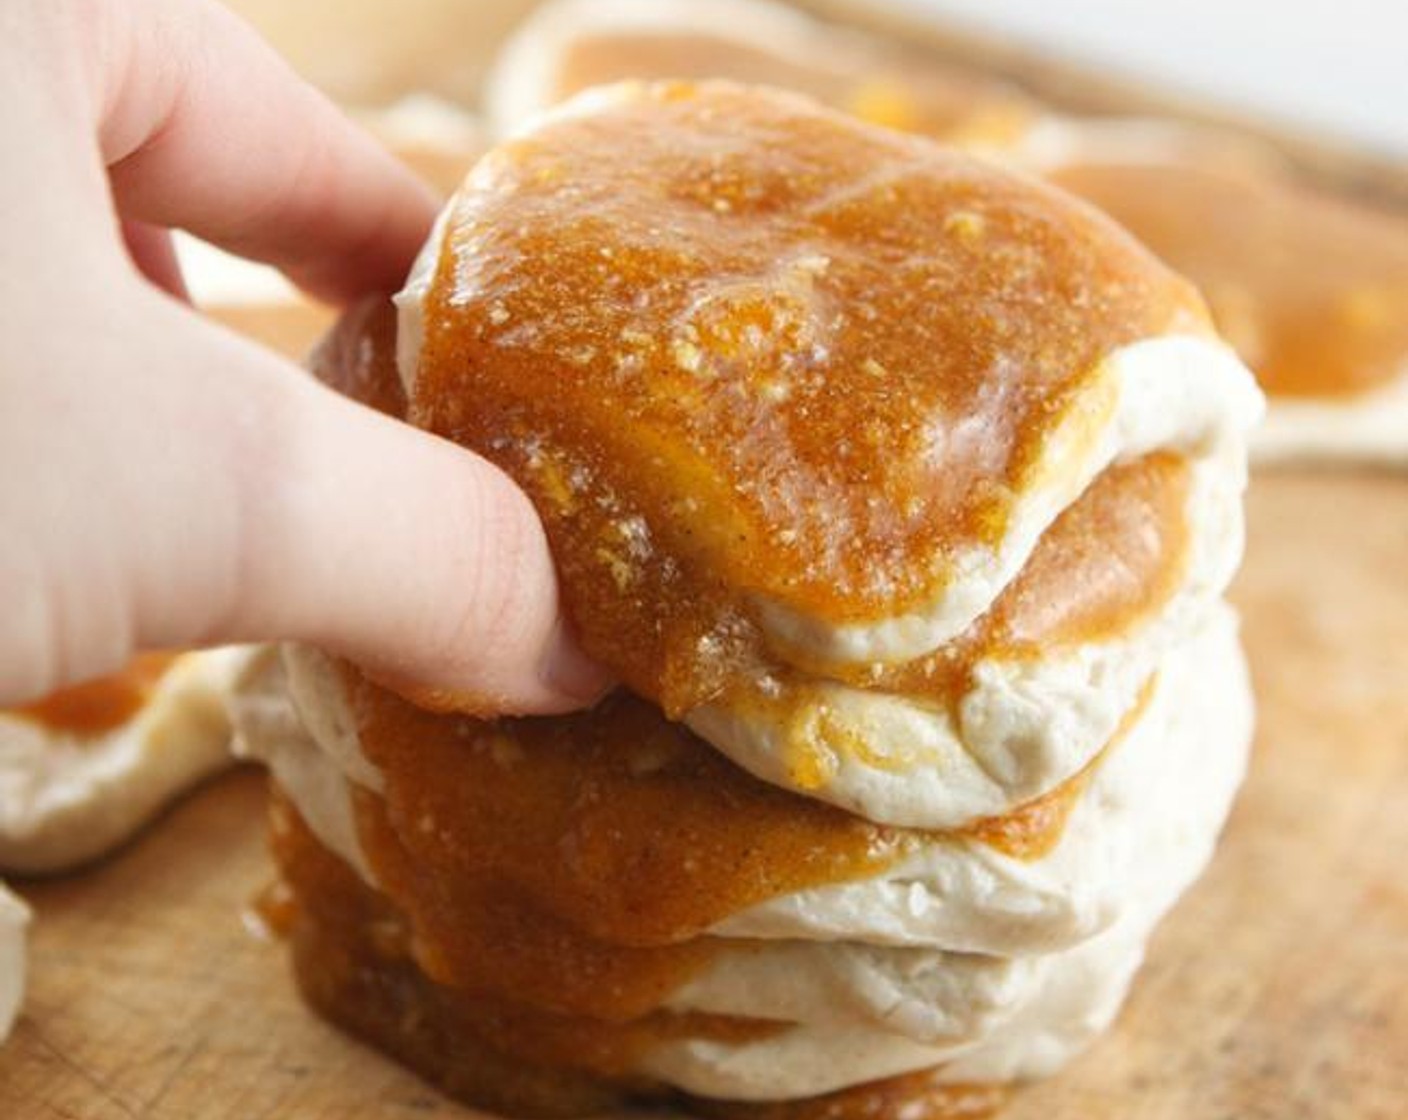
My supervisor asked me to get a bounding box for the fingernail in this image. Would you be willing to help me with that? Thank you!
[537,618,614,709]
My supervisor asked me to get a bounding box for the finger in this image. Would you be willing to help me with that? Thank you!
[90,0,438,302]
[0,284,608,714]
[120,220,188,300]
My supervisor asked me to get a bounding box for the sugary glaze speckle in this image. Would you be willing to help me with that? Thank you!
[1048,161,1408,399]
[11,653,180,737]
[409,82,1207,713]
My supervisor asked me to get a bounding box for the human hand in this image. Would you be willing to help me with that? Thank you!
[0,0,608,712]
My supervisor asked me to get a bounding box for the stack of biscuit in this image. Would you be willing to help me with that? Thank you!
[235,82,1262,1117]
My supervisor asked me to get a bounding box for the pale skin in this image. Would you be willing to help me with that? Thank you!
[0,0,609,712]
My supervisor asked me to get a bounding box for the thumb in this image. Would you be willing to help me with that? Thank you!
[1,282,607,714]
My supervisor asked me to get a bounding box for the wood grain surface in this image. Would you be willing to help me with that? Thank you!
[1,468,1405,1119]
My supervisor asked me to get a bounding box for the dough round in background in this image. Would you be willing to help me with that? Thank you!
[0,648,251,876]
[221,0,540,105]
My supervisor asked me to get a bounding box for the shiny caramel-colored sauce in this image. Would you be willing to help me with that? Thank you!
[276,789,1001,1120]
[714,454,1187,789]
[412,82,1205,712]
[330,659,1123,1025]
[557,32,1037,147]
[303,290,1144,1013]
[274,792,683,1117]
[965,675,1153,860]
[1050,162,1408,399]
[315,296,1185,808]
[346,678,913,1020]
[11,652,180,736]
[773,452,1190,697]
[307,296,408,418]
[965,762,1093,862]
[971,454,1190,658]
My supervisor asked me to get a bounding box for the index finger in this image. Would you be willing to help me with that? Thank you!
[89,0,440,301]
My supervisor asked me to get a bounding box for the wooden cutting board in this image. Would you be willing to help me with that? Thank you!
[1,467,1405,1120]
